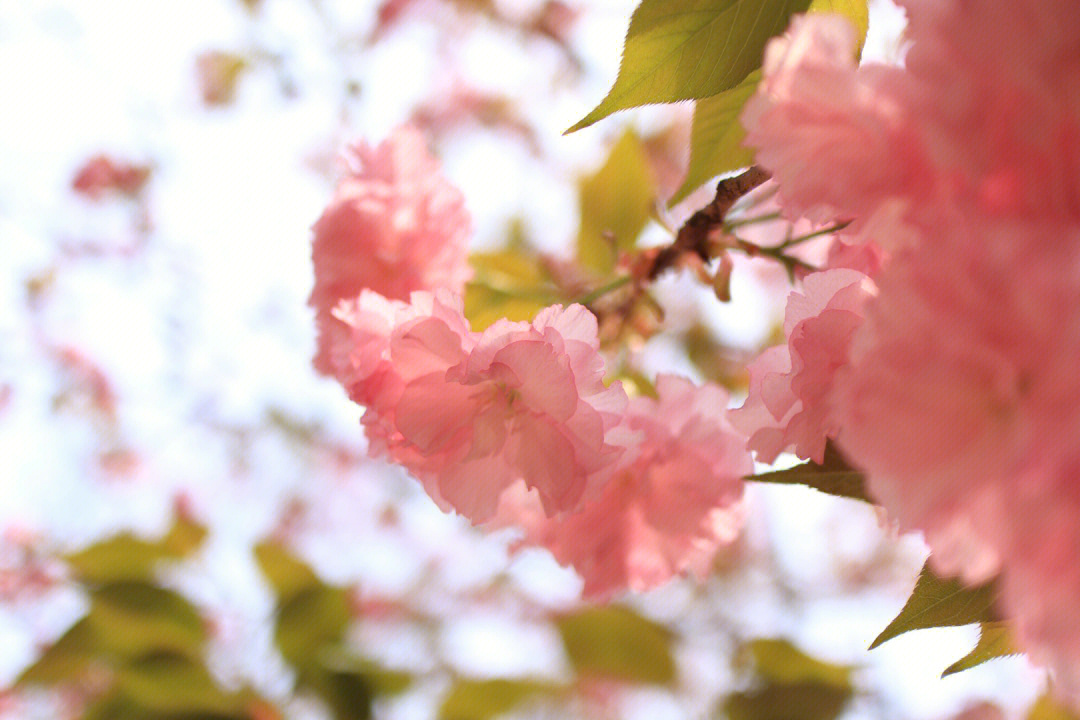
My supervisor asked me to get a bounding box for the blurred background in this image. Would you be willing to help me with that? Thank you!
[0,0,1050,718]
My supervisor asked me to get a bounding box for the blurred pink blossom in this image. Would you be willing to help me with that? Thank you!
[309,126,471,378]
[745,1,1080,694]
[498,375,750,598]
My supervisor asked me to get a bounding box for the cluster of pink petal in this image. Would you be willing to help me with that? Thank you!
[742,0,1080,694]
[732,269,875,464]
[309,126,471,378]
[332,290,631,524]
[497,375,751,598]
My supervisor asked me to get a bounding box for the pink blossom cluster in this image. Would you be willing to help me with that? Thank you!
[738,0,1080,694]
[309,126,472,378]
[311,127,752,594]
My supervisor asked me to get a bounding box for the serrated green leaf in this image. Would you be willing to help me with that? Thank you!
[117,651,242,716]
[439,679,554,720]
[670,70,760,206]
[724,682,851,720]
[254,540,322,603]
[88,581,205,659]
[746,443,869,502]
[942,621,1019,677]
[568,0,812,133]
[869,563,999,650]
[576,129,656,273]
[556,606,675,684]
[17,618,97,686]
[275,585,350,669]
[808,0,869,53]
[745,639,852,690]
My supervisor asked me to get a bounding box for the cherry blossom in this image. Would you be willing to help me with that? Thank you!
[731,269,875,464]
[497,375,750,598]
[309,126,471,378]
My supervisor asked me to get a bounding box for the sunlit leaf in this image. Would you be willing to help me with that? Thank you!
[66,535,172,584]
[744,639,852,690]
[464,248,560,330]
[576,129,656,273]
[1029,694,1080,720]
[162,515,208,557]
[17,618,96,686]
[942,621,1020,677]
[746,443,869,502]
[117,651,242,715]
[319,646,413,697]
[725,682,851,720]
[870,563,1000,650]
[275,586,350,669]
[439,679,554,720]
[670,70,759,206]
[556,606,675,684]
[808,0,869,52]
[88,581,205,659]
[568,0,812,133]
[254,540,322,603]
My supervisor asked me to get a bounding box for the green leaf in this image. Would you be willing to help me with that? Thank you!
[724,682,851,720]
[808,0,869,53]
[275,586,350,669]
[162,515,208,557]
[576,129,656,273]
[568,0,812,133]
[869,563,1000,650]
[87,581,206,659]
[744,639,851,690]
[66,535,172,584]
[670,70,760,206]
[17,618,97,686]
[117,651,242,716]
[556,606,675,684]
[439,679,554,720]
[254,540,322,603]
[746,443,870,502]
[318,647,413,697]
[464,248,560,331]
[941,621,1019,677]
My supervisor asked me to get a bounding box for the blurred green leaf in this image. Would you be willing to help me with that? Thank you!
[439,679,554,720]
[942,621,1019,677]
[576,130,656,273]
[568,0,813,132]
[66,515,208,584]
[17,618,96,686]
[870,563,1000,650]
[724,682,851,720]
[808,0,869,52]
[117,651,242,715]
[556,605,675,684]
[671,71,760,206]
[747,443,869,502]
[319,646,413,697]
[1029,695,1080,720]
[275,585,350,669]
[88,581,205,659]
[464,248,560,330]
[744,639,851,690]
[254,540,322,603]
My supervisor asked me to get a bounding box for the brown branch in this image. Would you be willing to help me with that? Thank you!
[647,166,770,280]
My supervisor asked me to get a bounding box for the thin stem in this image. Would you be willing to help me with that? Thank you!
[723,210,782,231]
[575,275,632,305]
[776,220,852,250]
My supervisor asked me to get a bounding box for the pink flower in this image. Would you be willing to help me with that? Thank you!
[332,293,629,524]
[731,269,875,464]
[309,126,471,378]
[497,375,751,598]
[746,2,1080,695]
